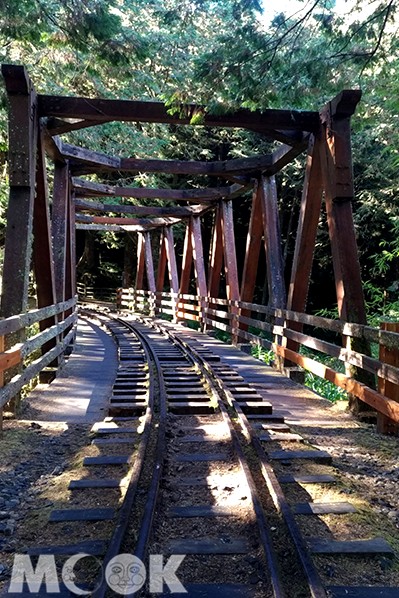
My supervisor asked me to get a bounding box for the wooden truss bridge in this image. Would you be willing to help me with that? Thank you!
[1,63,399,435]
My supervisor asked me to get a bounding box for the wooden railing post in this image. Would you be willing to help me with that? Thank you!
[239,180,263,343]
[319,90,374,412]
[378,322,399,435]
[191,216,207,331]
[220,200,240,344]
[164,227,179,322]
[0,336,3,438]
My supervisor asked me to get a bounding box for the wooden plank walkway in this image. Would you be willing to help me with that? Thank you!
[168,322,357,432]
[22,318,118,423]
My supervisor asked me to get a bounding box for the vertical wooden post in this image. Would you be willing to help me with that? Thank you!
[259,176,286,364]
[135,233,145,291]
[1,65,38,413]
[135,232,145,312]
[156,230,167,292]
[319,90,374,411]
[33,127,58,357]
[0,336,3,437]
[179,221,193,295]
[179,221,193,322]
[144,232,156,315]
[259,176,286,311]
[208,204,224,302]
[286,135,323,354]
[52,161,69,305]
[319,91,366,322]
[239,180,264,336]
[156,230,167,315]
[1,65,38,319]
[33,129,62,383]
[287,135,323,313]
[164,226,179,321]
[220,200,240,343]
[122,234,135,288]
[164,227,179,292]
[64,182,73,306]
[191,216,207,329]
[69,189,77,302]
[378,323,399,435]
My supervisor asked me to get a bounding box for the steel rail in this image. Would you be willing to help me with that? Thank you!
[164,321,329,598]
[148,317,287,598]
[78,311,158,598]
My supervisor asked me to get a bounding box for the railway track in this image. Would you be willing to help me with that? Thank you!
[6,311,398,598]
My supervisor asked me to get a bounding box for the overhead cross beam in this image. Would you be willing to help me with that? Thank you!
[72,177,246,202]
[38,94,320,135]
[64,141,308,180]
[64,143,272,176]
[74,198,204,217]
[75,214,181,228]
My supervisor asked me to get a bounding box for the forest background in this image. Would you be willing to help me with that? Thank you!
[0,0,398,323]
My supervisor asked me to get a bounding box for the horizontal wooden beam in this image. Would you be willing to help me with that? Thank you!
[72,177,245,201]
[39,94,320,132]
[46,116,112,136]
[63,143,275,177]
[75,214,181,227]
[264,136,310,176]
[74,198,202,217]
[76,223,163,232]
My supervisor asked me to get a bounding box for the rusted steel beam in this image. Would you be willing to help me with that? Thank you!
[72,177,244,201]
[32,128,57,351]
[38,94,320,132]
[74,198,197,217]
[143,232,156,294]
[208,205,224,300]
[75,213,181,227]
[1,64,38,318]
[239,180,264,335]
[259,176,286,310]
[179,221,193,295]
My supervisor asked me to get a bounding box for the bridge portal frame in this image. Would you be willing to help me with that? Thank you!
[1,63,370,415]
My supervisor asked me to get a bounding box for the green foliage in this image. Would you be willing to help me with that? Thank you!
[0,0,399,308]
[251,345,274,365]
[304,371,348,402]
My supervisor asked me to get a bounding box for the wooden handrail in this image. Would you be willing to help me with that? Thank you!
[0,297,77,337]
[120,289,399,425]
